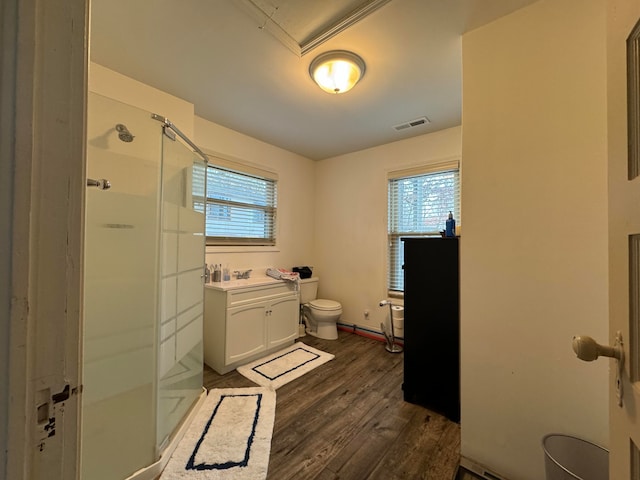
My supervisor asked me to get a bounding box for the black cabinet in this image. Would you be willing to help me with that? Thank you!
[402,237,459,422]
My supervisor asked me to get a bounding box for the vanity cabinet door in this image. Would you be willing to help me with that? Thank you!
[266,295,299,349]
[226,303,267,364]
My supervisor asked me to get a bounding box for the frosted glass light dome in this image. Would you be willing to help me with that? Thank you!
[309,50,366,94]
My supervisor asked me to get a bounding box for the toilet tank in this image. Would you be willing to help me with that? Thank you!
[299,277,319,304]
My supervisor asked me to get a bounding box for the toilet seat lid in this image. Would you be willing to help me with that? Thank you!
[309,299,341,311]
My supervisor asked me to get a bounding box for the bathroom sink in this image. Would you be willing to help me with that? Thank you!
[205,275,287,291]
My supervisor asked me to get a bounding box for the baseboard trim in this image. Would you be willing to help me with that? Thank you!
[337,323,404,345]
[460,456,509,480]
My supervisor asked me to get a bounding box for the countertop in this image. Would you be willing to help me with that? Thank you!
[204,275,287,292]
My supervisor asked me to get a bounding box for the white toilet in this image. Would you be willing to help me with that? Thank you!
[299,277,342,340]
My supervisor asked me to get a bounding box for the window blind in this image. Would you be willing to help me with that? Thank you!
[193,160,277,246]
[388,164,460,291]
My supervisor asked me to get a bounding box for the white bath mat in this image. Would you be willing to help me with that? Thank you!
[237,342,334,389]
[160,387,275,480]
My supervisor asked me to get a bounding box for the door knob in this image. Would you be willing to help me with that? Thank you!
[87,178,111,190]
[572,334,623,361]
[572,331,624,407]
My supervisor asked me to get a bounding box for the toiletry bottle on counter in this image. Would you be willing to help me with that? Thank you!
[204,264,211,283]
[445,211,456,237]
[223,265,230,282]
[213,264,222,282]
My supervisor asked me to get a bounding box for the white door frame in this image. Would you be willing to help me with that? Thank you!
[3,0,88,478]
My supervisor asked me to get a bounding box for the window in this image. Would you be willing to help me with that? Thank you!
[194,156,277,246]
[388,161,460,292]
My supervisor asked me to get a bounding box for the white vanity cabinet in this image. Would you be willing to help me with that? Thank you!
[204,279,299,374]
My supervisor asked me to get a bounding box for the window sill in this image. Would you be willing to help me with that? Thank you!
[388,290,404,299]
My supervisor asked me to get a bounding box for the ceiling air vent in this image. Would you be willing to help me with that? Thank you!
[393,116,431,132]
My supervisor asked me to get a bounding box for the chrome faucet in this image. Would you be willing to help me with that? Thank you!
[233,269,252,279]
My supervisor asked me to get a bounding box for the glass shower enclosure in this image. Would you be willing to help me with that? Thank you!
[82,92,206,479]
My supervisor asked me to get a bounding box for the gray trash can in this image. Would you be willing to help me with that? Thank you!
[542,434,609,480]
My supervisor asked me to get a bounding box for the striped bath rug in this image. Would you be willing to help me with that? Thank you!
[160,387,275,480]
[237,342,334,389]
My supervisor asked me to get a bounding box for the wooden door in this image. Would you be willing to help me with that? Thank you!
[609,1,640,477]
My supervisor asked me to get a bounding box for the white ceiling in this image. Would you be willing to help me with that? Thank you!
[90,0,538,160]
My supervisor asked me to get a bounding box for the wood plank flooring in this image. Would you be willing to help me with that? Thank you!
[203,330,461,480]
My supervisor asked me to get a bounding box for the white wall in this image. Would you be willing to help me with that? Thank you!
[314,127,461,331]
[460,1,609,479]
[194,117,316,273]
[89,63,194,137]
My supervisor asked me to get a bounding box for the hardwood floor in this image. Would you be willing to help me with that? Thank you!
[456,469,485,480]
[203,330,461,480]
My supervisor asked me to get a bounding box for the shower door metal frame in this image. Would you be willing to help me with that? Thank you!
[151,113,208,164]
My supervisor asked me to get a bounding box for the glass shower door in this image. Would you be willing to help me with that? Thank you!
[83,92,205,478]
[82,92,162,480]
[156,131,205,449]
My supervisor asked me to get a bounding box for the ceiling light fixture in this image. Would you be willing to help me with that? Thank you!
[309,50,366,94]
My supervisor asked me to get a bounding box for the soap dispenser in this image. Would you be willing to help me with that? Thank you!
[445,211,456,237]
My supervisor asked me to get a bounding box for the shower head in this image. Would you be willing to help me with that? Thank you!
[115,123,135,143]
